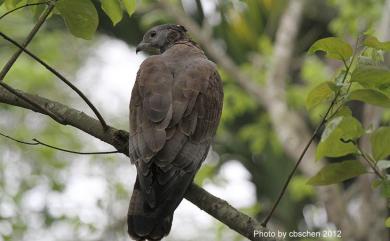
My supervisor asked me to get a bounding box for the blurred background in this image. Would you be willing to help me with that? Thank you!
[0,0,390,240]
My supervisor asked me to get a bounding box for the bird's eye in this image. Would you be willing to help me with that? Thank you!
[150,31,156,38]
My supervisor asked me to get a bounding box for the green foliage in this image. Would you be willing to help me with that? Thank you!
[101,0,123,26]
[327,0,382,37]
[308,37,353,61]
[385,217,390,228]
[123,0,136,16]
[238,116,269,155]
[349,89,390,108]
[3,0,20,8]
[301,57,331,85]
[289,176,315,201]
[305,33,390,231]
[54,0,138,38]
[350,65,390,89]
[306,35,390,203]
[316,116,364,159]
[194,164,217,185]
[364,35,390,51]
[306,81,335,110]
[371,127,390,160]
[307,160,366,185]
[56,0,98,39]
[381,180,390,198]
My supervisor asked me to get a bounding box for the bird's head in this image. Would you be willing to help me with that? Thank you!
[136,24,188,54]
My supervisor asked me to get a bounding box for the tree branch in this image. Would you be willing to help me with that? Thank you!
[32,138,119,155]
[0,1,50,20]
[185,185,272,241]
[0,86,276,241]
[0,1,66,123]
[0,81,65,123]
[0,129,120,154]
[0,31,109,130]
[0,1,55,80]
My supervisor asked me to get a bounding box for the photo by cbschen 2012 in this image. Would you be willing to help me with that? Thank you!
[0,0,390,241]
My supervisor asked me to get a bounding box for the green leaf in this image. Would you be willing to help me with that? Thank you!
[371,127,390,160]
[0,0,4,6]
[289,176,315,201]
[306,81,335,110]
[334,106,352,117]
[56,0,98,40]
[194,164,216,185]
[4,0,19,8]
[385,217,390,228]
[308,37,353,61]
[349,89,390,108]
[123,0,136,16]
[101,0,123,26]
[381,180,390,198]
[316,116,364,159]
[350,65,390,88]
[307,160,366,185]
[364,35,390,51]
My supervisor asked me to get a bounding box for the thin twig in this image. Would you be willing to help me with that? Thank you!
[0,31,109,130]
[0,130,38,145]
[0,1,50,20]
[32,138,119,155]
[339,139,383,179]
[0,1,55,81]
[0,81,65,123]
[261,58,354,227]
[0,129,119,155]
[261,97,335,227]
[0,2,64,122]
[359,147,384,179]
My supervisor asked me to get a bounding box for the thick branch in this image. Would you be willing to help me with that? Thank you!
[185,185,271,241]
[0,86,126,152]
[0,31,108,130]
[0,86,275,241]
[0,81,65,123]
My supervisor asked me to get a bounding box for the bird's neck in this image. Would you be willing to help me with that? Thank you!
[161,38,200,53]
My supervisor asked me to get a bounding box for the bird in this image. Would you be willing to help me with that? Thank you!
[127,24,223,241]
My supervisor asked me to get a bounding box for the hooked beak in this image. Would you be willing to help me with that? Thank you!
[136,42,150,54]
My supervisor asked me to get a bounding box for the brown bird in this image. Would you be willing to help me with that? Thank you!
[127,24,224,240]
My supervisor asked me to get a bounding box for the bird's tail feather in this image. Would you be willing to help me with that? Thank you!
[127,179,173,241]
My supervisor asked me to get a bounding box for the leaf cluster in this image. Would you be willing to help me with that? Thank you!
[1,0,136,39]
[306,36,390,207]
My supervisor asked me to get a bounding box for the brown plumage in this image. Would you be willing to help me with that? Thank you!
[128,24,223,241]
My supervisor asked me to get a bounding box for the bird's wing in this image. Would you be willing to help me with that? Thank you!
[129,55,223,220]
